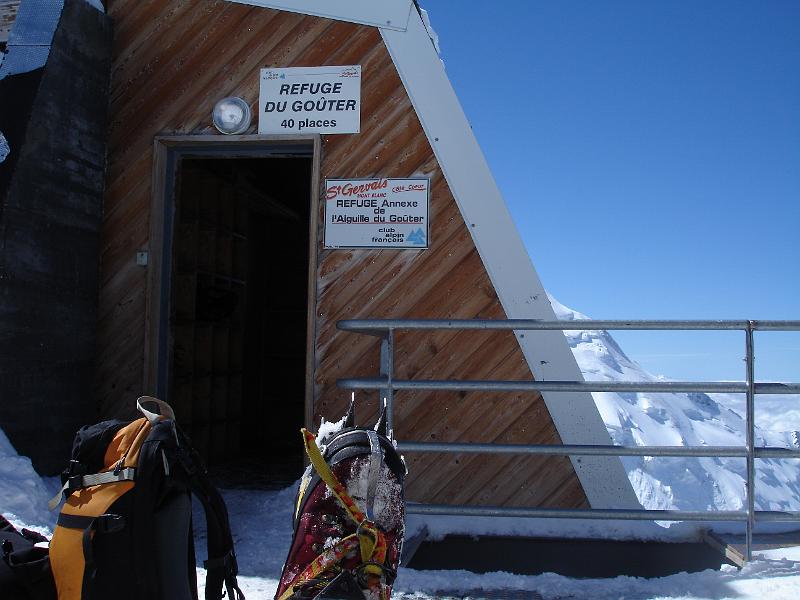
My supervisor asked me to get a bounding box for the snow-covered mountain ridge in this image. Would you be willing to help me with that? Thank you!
[550,296,800,513]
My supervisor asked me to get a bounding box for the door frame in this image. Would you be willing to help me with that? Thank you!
[145,134,322,431]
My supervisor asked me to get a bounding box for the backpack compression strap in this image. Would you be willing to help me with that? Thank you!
[47,466,136,511]
[277,430,392,600]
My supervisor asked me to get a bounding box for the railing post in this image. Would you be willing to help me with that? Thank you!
[745,321,756,562]
[379,328,395,439]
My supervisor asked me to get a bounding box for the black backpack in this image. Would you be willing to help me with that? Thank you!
[0,515,56,600]
[47,397,244,600]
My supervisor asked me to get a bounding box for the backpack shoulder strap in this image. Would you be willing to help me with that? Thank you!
[173,432,244,600]
[132,398,244,600]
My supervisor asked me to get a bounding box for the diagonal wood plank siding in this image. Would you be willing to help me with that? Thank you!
[99,0,589,508]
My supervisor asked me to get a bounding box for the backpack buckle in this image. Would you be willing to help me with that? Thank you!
[61,460,86,485]
[95,514,126,535]
[66,475,84,491]
[204,549,238,575]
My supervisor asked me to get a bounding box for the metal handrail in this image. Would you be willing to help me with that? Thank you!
[336,319,800,562]
[338,377,800,395]
[339,318,800,331]
[395,441,800,459]
[406,504,800,522]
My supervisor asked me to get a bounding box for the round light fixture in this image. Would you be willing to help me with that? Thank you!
[212,97,251,135]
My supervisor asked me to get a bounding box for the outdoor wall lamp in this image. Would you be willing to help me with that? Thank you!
[212,97,252,135]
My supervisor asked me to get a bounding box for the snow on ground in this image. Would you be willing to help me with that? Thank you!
[191,487,800,600]
[2,435,800,600]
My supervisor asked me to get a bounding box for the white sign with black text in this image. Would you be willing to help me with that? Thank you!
[324,178,430,249]
[258,65,361,134]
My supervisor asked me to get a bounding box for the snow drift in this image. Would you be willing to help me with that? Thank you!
[0,429,56,535]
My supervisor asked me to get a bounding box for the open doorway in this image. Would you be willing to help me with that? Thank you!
[164,152,314,485]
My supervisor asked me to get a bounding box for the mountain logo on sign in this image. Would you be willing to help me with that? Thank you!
[407,229,426,245]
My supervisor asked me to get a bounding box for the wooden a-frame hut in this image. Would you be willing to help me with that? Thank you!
[0,0,639,511]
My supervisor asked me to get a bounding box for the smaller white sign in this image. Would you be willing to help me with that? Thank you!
[259,65,361,135]
[324,178,430,249]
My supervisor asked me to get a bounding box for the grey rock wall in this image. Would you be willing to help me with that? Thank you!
[0,0,112,473]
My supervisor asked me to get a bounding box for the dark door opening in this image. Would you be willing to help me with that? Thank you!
[169,156,312,486]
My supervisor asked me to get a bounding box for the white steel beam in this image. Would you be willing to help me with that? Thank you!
[380,10,641,510]
[225,0,413,31]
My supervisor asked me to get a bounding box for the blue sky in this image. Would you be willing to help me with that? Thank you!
[420,0,799,384]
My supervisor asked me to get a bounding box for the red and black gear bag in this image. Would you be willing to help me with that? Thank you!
[275,403,406,600]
